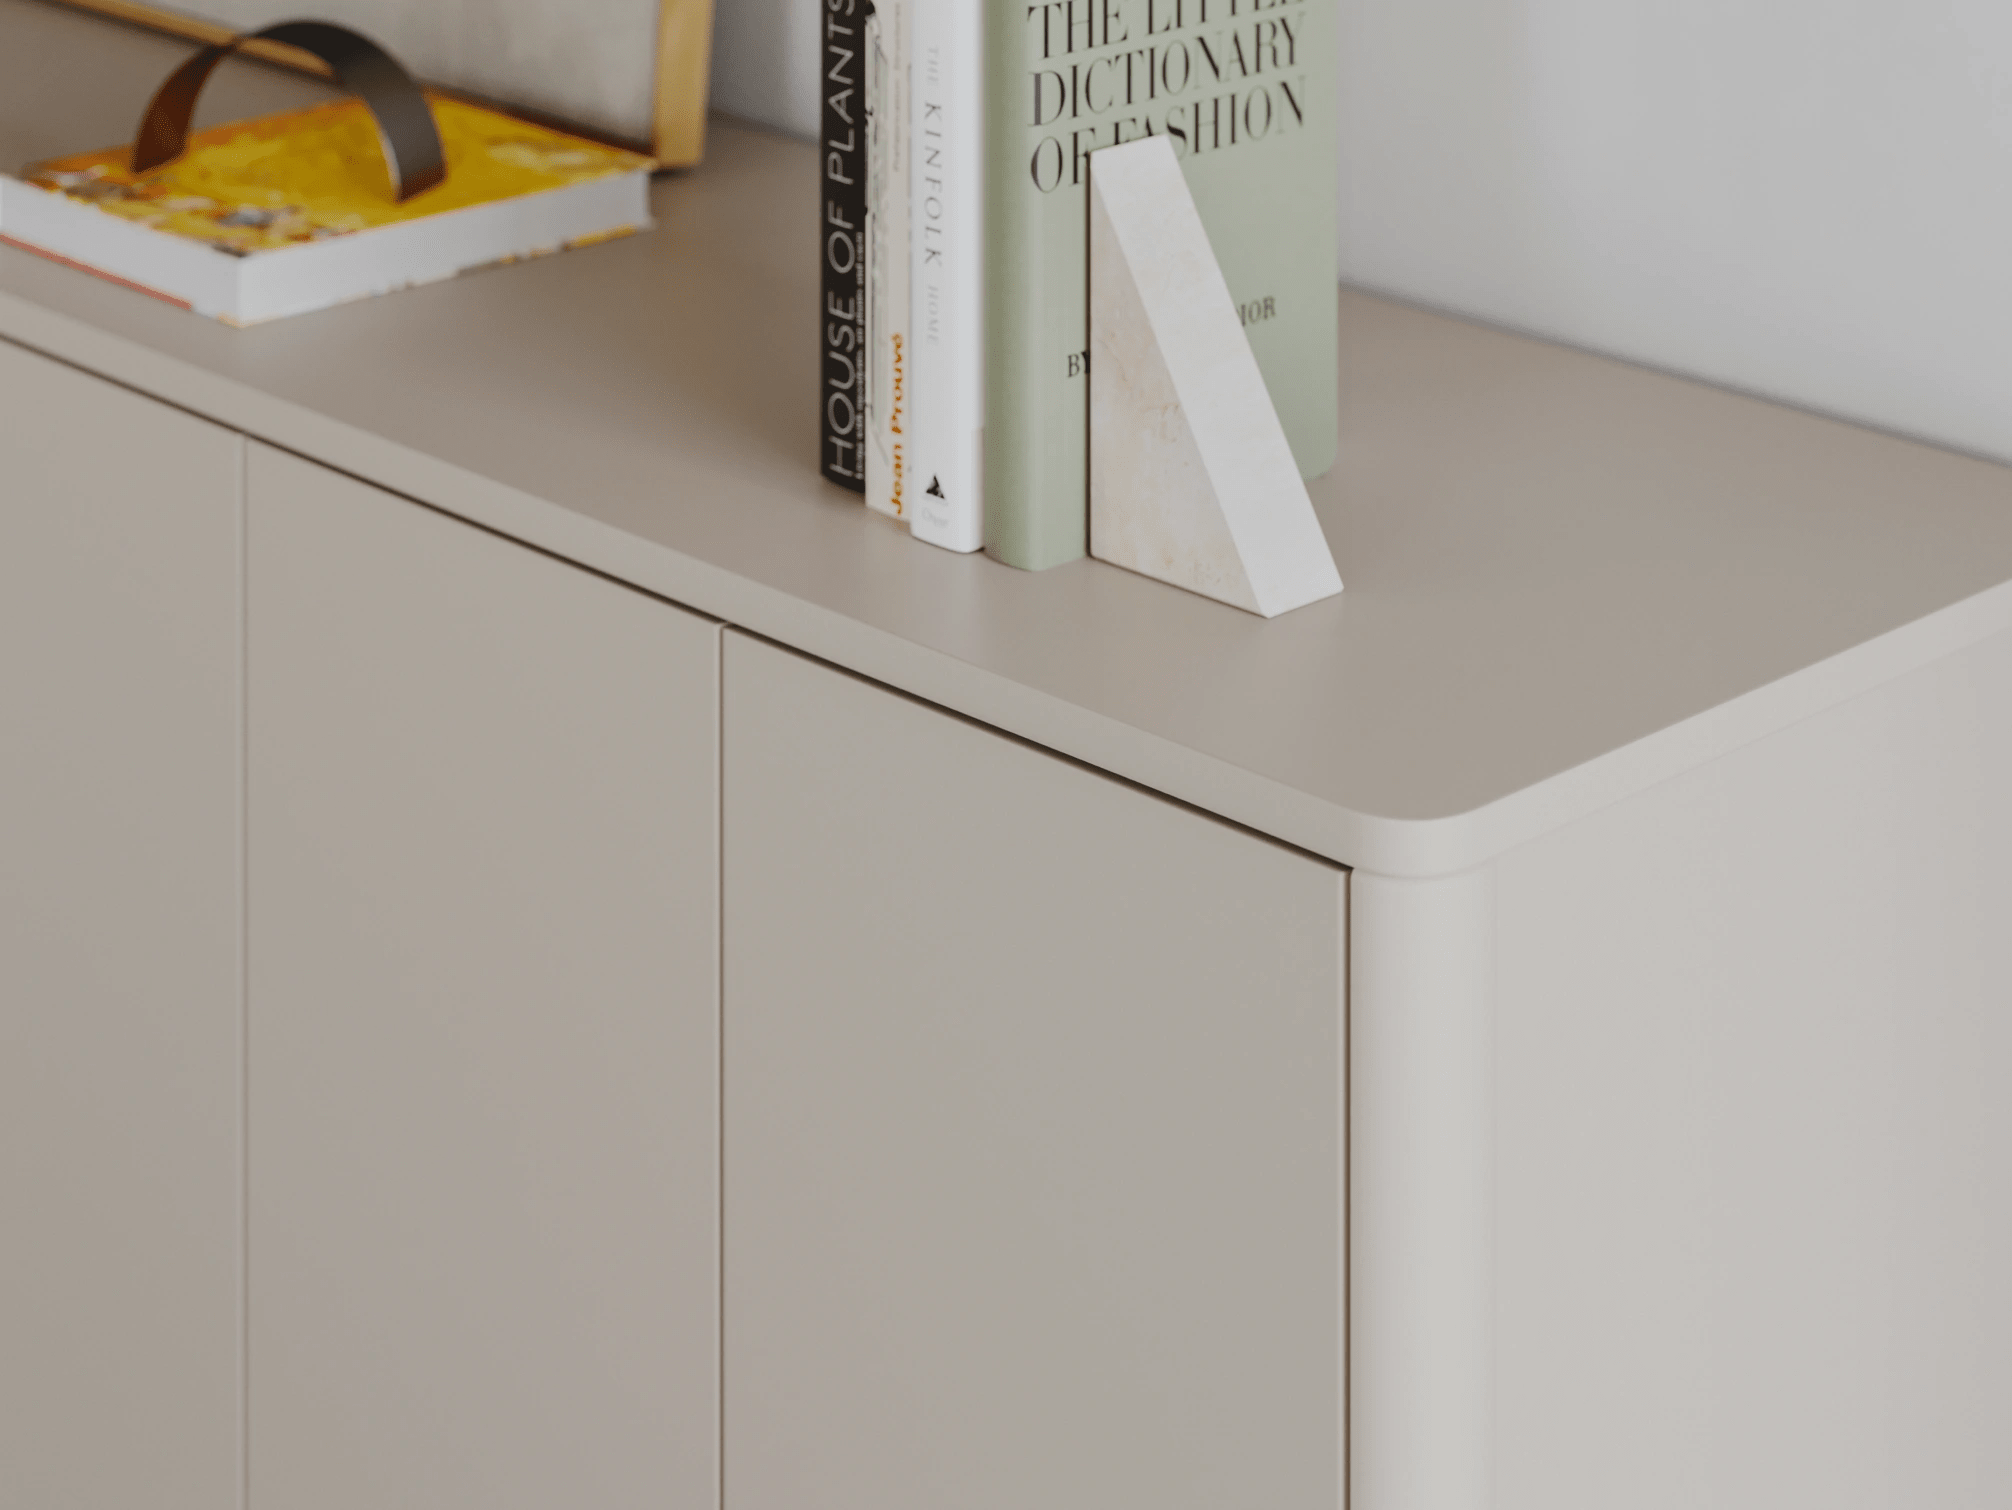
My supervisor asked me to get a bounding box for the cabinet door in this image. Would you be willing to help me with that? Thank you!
[0,341,243,1510]
[722,632,1344,1510]
[246,445,717,1510]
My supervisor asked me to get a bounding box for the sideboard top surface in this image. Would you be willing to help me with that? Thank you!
[7,0,2012,874]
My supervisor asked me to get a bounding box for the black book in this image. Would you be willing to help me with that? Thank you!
[820,0,867,491]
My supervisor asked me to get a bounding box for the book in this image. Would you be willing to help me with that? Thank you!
[820,0,867,492]
[863,0,911,520]
[906,0,983,552]
[983,0,1339,570]
[58,0,718,166]
[0,93,653,325]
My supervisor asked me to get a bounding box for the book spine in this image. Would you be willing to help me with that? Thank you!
[983,0,1341,570]
[863,0,911,520]
[907,0,984,552]
[821,0,867,492]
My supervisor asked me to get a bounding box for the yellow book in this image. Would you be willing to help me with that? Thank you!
[1,93,655,323]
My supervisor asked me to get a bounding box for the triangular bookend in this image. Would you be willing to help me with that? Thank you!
[1089,137,1342,618]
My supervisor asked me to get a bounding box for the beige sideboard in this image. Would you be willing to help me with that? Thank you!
[3,337,1343,1510]
[6,4,2012,1508]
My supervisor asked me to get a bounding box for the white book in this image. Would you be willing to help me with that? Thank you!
[863,0,912,521]
[907,0,983,553]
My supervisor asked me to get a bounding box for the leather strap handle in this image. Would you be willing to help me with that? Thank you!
[131,20,446,201]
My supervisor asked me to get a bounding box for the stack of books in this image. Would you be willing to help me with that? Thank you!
[821,0,1340,571]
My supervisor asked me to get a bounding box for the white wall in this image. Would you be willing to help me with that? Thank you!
[1338,0,2012,465]
[709,0,822,141]
[714,0,2012,463]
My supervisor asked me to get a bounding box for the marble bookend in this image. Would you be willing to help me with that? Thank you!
[1088,137,1342,618]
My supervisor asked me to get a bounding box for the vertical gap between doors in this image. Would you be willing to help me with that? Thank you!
[715,624,726,1510]
[1340,868,1351,1510]
[237,435,251,1510]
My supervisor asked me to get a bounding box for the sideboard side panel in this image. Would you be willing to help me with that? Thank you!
[722,630,1345,1510]
[1493,625,2012,1510]
[0,339,245,1510]
[1349,866,1496,1510]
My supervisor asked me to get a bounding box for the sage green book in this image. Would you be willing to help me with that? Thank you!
[983,0,1338,571]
